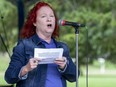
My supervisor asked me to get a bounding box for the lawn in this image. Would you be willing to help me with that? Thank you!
[0,54,116,87]
[67,75,116,87]
[1,76,116,87]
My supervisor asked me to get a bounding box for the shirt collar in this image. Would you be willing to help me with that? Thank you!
[31,34,54,45]
[31,34,62,48]
[31,34,42,45]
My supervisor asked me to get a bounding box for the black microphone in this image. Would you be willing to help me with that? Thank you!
[58,19,85,27]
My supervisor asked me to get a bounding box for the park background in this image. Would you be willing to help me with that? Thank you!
[0,0,116,87]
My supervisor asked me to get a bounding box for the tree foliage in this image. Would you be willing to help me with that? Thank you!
[0,0,116,64]
[0,0,18,53]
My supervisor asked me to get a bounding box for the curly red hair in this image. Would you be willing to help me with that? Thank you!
[20,2,59,39]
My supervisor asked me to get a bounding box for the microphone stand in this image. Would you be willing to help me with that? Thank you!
[74,26,79,87]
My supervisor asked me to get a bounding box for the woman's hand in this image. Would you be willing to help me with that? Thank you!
[20,58,41,77]
[25,58,40,71]
[54,57,67,69]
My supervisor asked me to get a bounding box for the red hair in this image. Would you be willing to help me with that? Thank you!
[20,2,59,39]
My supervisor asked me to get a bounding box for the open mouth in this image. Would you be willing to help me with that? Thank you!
[47,24,52,28]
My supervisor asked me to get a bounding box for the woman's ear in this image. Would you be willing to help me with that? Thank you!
[33,23,36,26]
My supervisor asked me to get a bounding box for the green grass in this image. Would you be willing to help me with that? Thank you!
[0,54,116,87]
[1,76,116,87]
[0,54,10,85]
[87,76,116,87]
[67,76,116,87]
[0,54,10,72]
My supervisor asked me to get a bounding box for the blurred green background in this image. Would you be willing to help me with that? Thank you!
[0,0,116,87]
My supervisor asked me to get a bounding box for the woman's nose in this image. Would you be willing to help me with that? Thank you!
[47,17,51,22]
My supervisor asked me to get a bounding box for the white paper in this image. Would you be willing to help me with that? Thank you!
[34,48,63,64]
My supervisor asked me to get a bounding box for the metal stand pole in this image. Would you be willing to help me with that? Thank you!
[75,27,79,87]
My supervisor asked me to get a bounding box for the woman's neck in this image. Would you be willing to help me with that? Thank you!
[37,33,52,43]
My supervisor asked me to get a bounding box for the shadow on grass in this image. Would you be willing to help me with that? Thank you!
[0,85,14,87]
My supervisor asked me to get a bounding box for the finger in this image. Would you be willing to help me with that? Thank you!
[55,60,65,62]
[55,58,65,62]
[29,58,38,66]
[54,61,65,65]
[32,58,38,62]
[33,60,39,65]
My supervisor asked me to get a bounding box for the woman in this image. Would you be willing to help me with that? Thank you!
[5,1,79,87]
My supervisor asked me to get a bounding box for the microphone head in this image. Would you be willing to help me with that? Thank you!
[58,19,85,27]
[58,19,66,26]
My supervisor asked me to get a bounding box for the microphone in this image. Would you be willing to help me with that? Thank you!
[58,19,85,27]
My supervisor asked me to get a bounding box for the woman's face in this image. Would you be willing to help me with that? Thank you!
[34,6,55,37]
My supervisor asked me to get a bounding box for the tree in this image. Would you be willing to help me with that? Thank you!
[0,0,18,54]
[1,0,116,64]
